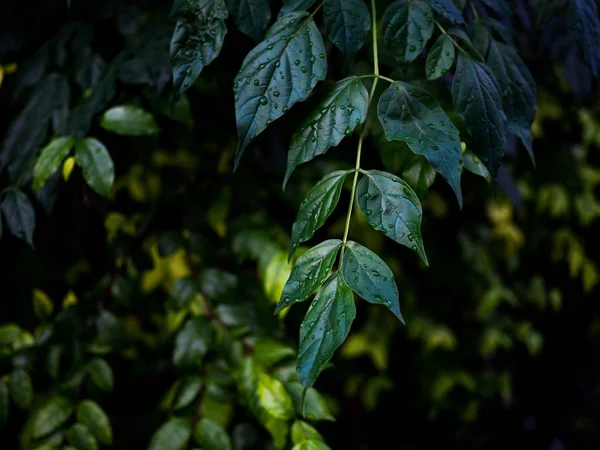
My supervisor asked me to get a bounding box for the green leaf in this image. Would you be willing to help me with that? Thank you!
[0,323,21,346]
[10,369,33,409]
[32,137,75,191]
[75,138,115,198]
[148,418,192,450]
[286,382,335,421]
[323,0,371,56]
[297,273,355,387]
[402,154,437,199]
[292,440,331,450]
[467,22,490,57]
[289,170,350,258]
[170,0,228,101]
[382,0,434,62]
[253,338,295,365]
[0,382,8,426]
[169,276,197,310]
[87,358,114,391]
[227,0,271,42]
[341,241,404,322]
[425,0,465,24]
[463,150,491,183]
[281,0,317,15]
[452,54,506,180]
[76,400,112,445]
[31,396,73,439]
[567,0,600,77]
[172,376,203,410]
[291,420,324,444]
[66,423,98,450]
[257,373,295,419]
[480,0,511,17]
[0,188,35,245]
[447,28,484,61]
[275,239,343,313]
[378,82,463,206]
[285,77,368,187]
[426,34,455,80]
[233,11,327,166]
[100,105,159,136]
[194,418,233,450]
[487,41,536,164]
[173,317,213,369]
[357,170,427,263]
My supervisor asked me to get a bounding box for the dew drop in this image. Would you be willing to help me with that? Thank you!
[260,96,268,105]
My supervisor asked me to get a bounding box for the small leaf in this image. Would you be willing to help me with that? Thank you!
[289,170,350,258]
[63,156,76,181]
[323,0,371,56]
[447,28,484,61]
[234,11,327,166]
[467,22,490,57]
[31,396,73,438]
[76,400,113,445]
[173,317,213,369]
[227,0,271,42]
[66,423,98,450]
[487,41,536,164]
[75,138,115,198]
[0,382,8,426]
[378,82,463,206]
[297,273,355,387]
[425,0,465,24]
[172,376,203,410]
[452,54,506,180]
[87,358,114,391]
[148,418,192,450]
[10,369,33,409]
[100,105,159,136]
[194,418,233,450]
[169,276,197,310]
[275,239,343,313]
[286,382,335,421]
[253,338,295,365]
[426,34,455,80]
[170,0,228,101]
[33,288,54,321]
[357,170,427,263]
[257,373,295,419]
[291,420,324,444]
[0,188,35,245]
[0,324,22,346]
[382,0,434,62]
[463,150,491,182]
[281,0,316,15]
[292,440,331,450]
[32,137,75,191]
[285,77,368,187]
[341,241,404,322]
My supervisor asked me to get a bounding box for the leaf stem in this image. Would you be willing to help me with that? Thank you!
[469,1,480,20]
[435,21,470,58]
[309,1,324,19]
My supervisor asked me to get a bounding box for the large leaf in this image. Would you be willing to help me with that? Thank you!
[148,418,192,450]
[426,34,455,80]
[426,0,465,24]
[297,273,355,387]
[234,11,327,166]
[382,0,435,62]
[289,170,350,258]
[66,423,98,450]
[173,317,213,369]
[75,138,115,198]
[357,170,427,263]
[257,373,295,419]
[341,241,404,322]
[452,54,506,180]
[378,82,463,206]
[76,400,113,445]
[323,0,371,56]
[194,418,233,450]
[170,0,228,101]
[285,77,368,186]
[487,41,536,163]
[10,369,33,409]
[87,358,114,391]
[536,0,566,25]
[31,396,73,438]
[567,0,600,77]
[227,0,271,42]
[100,105,159,136]
[467,22,490,57]
[275,239,343,313]
[1,189,35,245]
[281,0,317,15]
[32,137,75,191]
